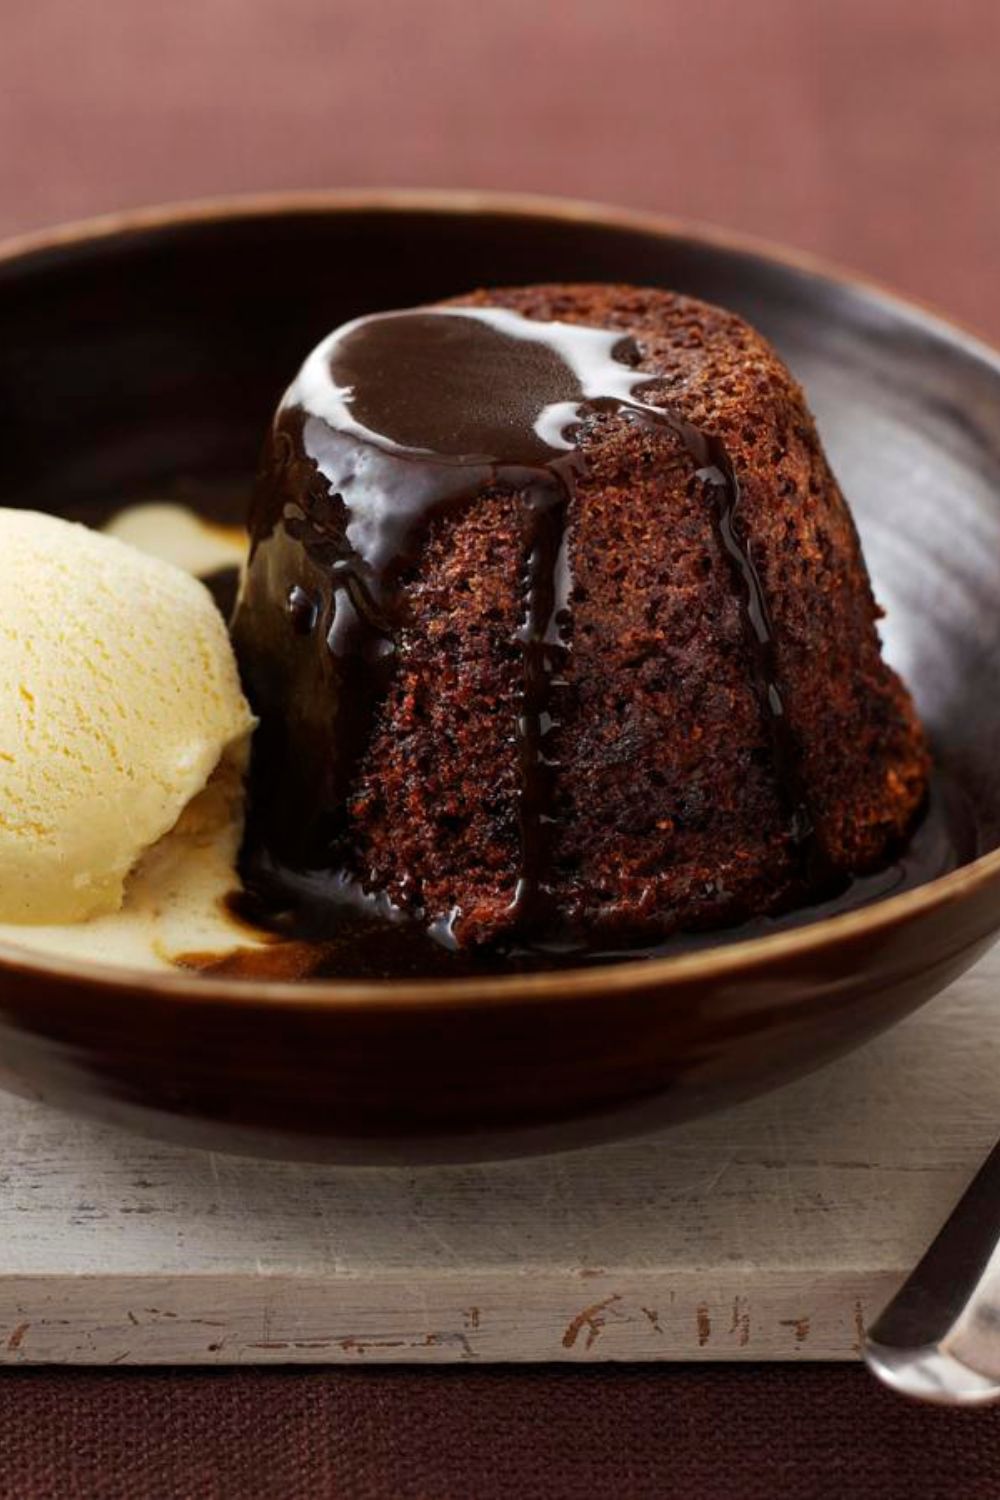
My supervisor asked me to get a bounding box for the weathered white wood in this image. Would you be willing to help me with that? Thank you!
[1,944,998,1365]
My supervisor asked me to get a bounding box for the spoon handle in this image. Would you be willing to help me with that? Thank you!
[865,1138,1000,1404]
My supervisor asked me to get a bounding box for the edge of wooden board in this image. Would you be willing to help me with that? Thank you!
[0,1267,901,1365]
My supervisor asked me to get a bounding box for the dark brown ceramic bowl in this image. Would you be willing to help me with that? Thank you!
[0,191,998,1163]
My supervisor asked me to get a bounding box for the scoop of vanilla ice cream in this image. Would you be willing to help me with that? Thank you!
[0,509,255,923]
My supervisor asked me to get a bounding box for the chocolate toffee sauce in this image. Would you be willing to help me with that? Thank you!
[210,307,960,982]
[201,565,242,619]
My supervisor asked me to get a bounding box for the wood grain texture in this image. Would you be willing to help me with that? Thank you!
[1,944,997,1365]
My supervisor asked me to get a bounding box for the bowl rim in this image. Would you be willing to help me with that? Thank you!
[1,185,999,1011]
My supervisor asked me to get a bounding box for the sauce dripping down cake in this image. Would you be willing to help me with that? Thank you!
[231,284,929,962]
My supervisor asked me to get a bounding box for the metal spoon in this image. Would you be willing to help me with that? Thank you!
[865,1138,1000,1404]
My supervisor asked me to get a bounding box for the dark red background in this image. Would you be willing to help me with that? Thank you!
[3,0,999,338]
[5,1365,1000,1500]
[2,2,1000,1495]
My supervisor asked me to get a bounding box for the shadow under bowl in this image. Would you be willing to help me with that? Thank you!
[0,191,998,1163]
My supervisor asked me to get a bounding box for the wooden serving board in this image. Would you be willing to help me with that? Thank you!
[1,945,998,1366]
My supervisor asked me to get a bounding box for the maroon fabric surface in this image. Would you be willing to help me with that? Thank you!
[2,1364,1000,1500]
[1,0,999,340]
[2,2,1000,1495]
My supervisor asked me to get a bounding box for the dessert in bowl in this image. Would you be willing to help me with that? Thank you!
[0,192,997,1162]
[231,282,929,975]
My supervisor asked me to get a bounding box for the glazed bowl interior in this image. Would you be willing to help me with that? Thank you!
[4,195,999,889]
[1,194,1000,1161]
